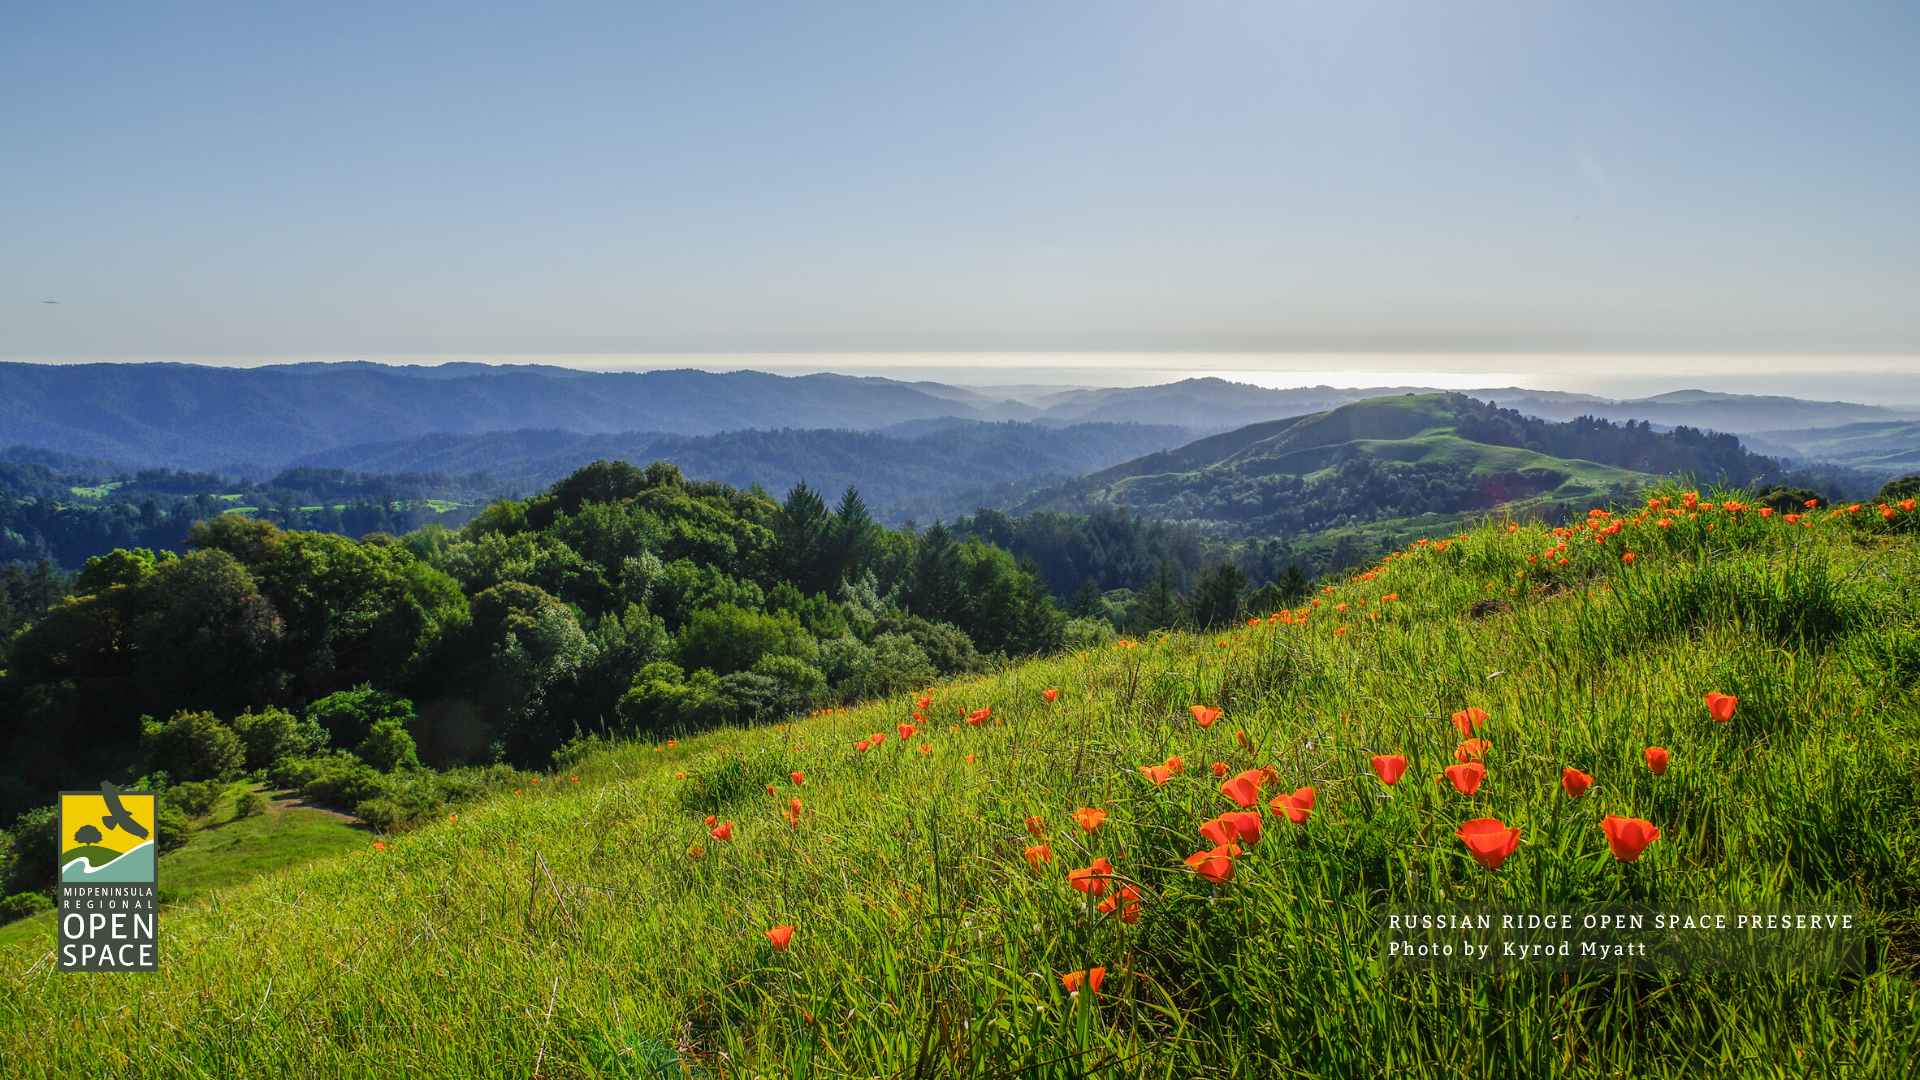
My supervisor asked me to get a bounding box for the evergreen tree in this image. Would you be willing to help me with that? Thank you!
[1128,561,1184,633]
[1067,579,1107,619]
[1277,563,1309,605]
[825,485,877,589]
[1187,562,1248,628]
[908,523,967,626]
[774,482,832,595]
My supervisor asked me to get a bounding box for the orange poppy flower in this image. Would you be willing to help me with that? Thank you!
[1226,810,1263,844]
[372,841,387,851]
[1371,755,1409,785]
[710,821,734,841]
[917,695,933,710]
[667,740,678,749]
[1235,730,1253,752]
[1067,856,1114,896]
[898,723,917,740]
[1190,705,1223,728]
[1444,762,1485,795]
[1043,688,1060,703]
[1454,739,1492,763]
[1451,707,1490,737]
[1220,774,1260,808]
[965,753,976,763]
[1097,884,1143,923]
[1185,844,1242,883]
[1601,816,1661,862]
[967,708,992,726]
[686,846,703,859]
[1025,815,1045,837]
[917,744,931,754]
[1704,692,1738,722]
[704,815,716,826]
[1200,816,1238,845]
[1073,807,1108,833]
[789,771,804,786]
[1023,843,1053,872]
[767,925,794,951]
[870,732,887,746]
[1621,552,1636,564]
[855,740,871,752]
[674,771,687,780]
[1645,746,1670,775]
[1269,786,1314,824]
[1211,761,1229,778]
[1456,817,1522,870]
[1165,755,1185,774]
[1561,768,1593,798]
[1138,764,1174,786]
[1060,967,1106,993]
[766,784,778,797]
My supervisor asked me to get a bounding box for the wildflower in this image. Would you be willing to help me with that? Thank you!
[1235,730,1253,752]
[1507,523,1518,533]
[1138,764,1174,786]
[1704,692,1738,722]
[898,723,917,740]
[1371,754,1409,785]
[917,695,932,710]
[1561,768,1594,798]
[1200,815,1239,845]
[1336,622,1351,633]
[766,784,778,797]
[667,740,677,749]
[704,815,716,826]
[791,772,805,786]
[1060,967,1106,993]
[965,753,976,763]
[1023,843,1053,872]
[1067,856,1114,896]
[767,926,794,951]
[1184,844,1241,883]
[1269,786,1314,824]
[448,814,457,823]
[870,732,888,746]
[373,841,386,851]
[1190,705,1223,728]
[1382,593,1398,601]
[967,708,992,726]
[1165,755,1185,774]
[1455,739,1492,763]
[855,741,871,753]
[1444,762,1486,794]
[674,771,687,780]
[1097,885,1142,923]
[1335,604,1348,613]
[1211,761,1229,778]
[1621,552,1636,564]
[1456,818,1522,870]
[1904,499,1917,512]
[1645,746,1670,776]
[1225,810,1264,843]
[918,744,931,754]
[1220,774,1260,808]
[1073,807,1108,833]
[1043,688,1060,703]
[710,821,734,841]
[1760,507,1773,518]
[687,846,703,859]
[1451,707,1490,737]
[1025,815,1045,838]
[1601,816,1661,862]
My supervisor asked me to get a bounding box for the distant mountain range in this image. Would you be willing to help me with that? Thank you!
[6,361,1914,473]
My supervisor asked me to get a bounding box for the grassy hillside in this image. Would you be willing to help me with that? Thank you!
[1752,421,1920,473]
[1016,393,1821,539]
[4,489,1919,1077]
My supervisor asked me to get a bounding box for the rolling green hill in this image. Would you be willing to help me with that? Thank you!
[1016,393,1798,537]
[3,495,1916,1076]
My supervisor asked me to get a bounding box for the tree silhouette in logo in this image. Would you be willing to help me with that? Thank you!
[73,824,103,846]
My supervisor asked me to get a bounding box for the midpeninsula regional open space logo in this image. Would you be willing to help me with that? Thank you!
[57,783,159,971]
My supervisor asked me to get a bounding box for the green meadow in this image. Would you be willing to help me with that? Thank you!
[3,490,1918,1077]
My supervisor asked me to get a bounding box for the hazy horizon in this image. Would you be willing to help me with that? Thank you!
[5,352,1918,406]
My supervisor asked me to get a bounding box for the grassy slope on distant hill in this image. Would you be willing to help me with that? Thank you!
[1019,394,1782,538]
[4,492,1918,1077]
[1753,422,1920,473]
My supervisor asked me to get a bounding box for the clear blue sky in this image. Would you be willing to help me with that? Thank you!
[3,1,1915,362]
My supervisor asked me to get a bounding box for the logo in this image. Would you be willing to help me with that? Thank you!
[57,782,159,971]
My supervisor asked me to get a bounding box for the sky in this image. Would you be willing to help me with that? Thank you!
[3,2,1916,397]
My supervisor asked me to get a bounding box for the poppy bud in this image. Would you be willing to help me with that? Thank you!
[1645,746,1670,776]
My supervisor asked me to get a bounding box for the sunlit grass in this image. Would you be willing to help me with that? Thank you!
[3,490,1917,1077]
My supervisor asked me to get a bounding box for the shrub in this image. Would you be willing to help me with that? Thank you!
[675,604,810,675]
[750,653,827,709]
[0,892,53,922]
[1062,616,1116,651]
[230,707,328,771]
[232,790,267,819]
[140,710,245,783]
[156,803,195,854]
[270,753,386,809]
[305,686,416,750]
[0,807,57,895]
[165,780,224,818]
[356,719,421,773]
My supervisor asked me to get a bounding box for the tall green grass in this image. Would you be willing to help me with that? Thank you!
[3,491,1918,1077]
